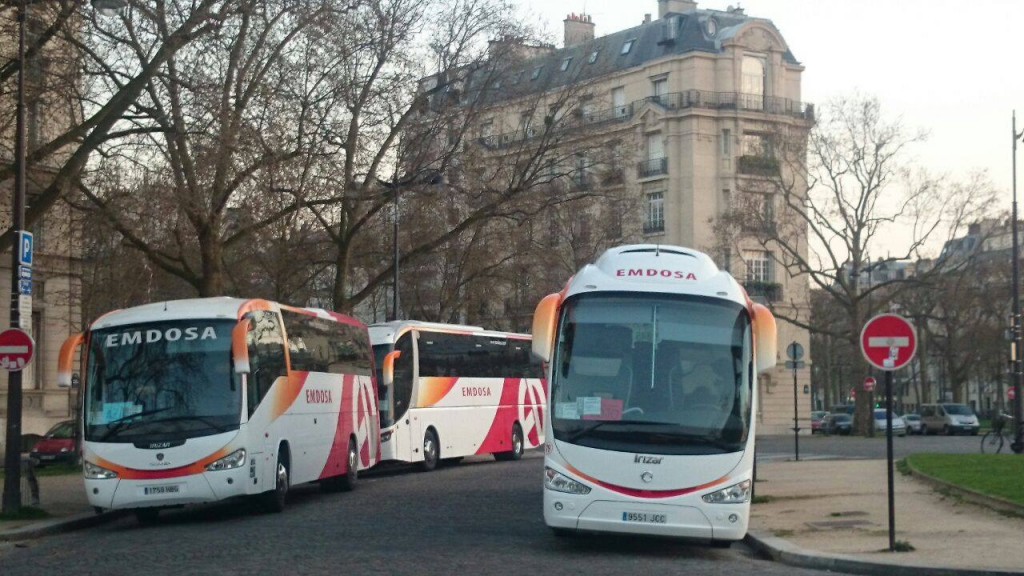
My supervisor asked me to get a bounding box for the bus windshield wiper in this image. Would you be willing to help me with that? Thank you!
[565,419,650,443]
[100,407,172,441]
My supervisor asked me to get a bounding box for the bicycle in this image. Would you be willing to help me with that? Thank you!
[980,413,1013,454]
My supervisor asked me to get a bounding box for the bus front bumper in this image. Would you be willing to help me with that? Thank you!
[544,490,748,541]
[86,466,252,510]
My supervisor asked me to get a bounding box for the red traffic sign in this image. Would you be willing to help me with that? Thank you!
[1010,387,1017,401]
[864,376,877,392]
[861,314,917,371]
[0,328,34,371]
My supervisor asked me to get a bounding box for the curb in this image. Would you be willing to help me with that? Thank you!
[744,531,1024,576]
[0,510,127,543]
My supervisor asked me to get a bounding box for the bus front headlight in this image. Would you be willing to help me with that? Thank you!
[544,467,591,495]
[206,449,247,472]
[83,460,118,480]
[701,480,751,504]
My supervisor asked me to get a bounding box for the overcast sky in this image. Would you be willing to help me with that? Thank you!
[520,0,1024,223]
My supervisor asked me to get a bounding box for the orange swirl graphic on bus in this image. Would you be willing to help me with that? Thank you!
[417,377,458,407]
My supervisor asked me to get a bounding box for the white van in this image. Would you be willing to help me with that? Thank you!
[918,403,979,436]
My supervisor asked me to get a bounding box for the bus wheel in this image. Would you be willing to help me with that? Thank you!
[340,437,359,491]
[135,508,160,525]
[263,453,289,512]
[420,429,439,472]
[495,423,524,462]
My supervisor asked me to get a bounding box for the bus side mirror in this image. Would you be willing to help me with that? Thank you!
[233,319,252,374]
[752,303,777,374]
[531,293,561,363]
[382,350,402,388]
[57,333,84,388]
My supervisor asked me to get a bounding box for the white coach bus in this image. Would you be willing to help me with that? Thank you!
[530,245,777,546]
[370,321,546,470]
[58,297,380,523]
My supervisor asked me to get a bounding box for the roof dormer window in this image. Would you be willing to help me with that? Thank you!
[560,57,573,71]
[621,38,636,55]
[531,65,543,80]
[588,49,600,64]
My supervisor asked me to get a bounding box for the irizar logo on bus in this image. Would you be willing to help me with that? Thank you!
[616,268,697,280]
[635,455,663,464]
[104,326,218,347]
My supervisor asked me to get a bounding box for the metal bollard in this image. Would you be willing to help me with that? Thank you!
[20,455,41,507]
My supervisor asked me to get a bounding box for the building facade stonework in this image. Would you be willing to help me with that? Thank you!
[454,0,814,434]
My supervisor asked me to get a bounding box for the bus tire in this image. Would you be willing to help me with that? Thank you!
[419,429,439,472]
[263,451,290,513]
[135,508,160,525]
[495,423,524,462]
[339,436,359,491]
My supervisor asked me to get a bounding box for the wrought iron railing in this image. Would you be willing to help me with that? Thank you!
[637,157,668,178]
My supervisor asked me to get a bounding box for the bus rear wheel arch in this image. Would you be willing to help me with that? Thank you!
[495,423,524,462]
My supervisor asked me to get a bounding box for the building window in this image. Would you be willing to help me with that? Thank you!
[639,133,667,178]
[645,191,665,234]
[739,133,778,175]
[741,55,766,110]
[612,86,627,117]
[560,57,573,71]
[621,38,636,55]
[722,129,732,156]
[743,250,773,283]
[588,49,600,64]
[531,66,543,80]
[651,77,668,102]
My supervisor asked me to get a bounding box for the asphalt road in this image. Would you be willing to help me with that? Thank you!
[0,451,840,576]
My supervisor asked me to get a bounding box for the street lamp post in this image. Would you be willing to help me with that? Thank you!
[2,0,126,515]
[391,183,399,322]
[1012,112,1024,454]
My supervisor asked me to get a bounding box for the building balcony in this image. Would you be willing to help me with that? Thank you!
[737,155,779,176]
[743,281,782,303]
[637,157,668,179]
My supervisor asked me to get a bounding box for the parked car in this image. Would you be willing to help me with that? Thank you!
[919,403,980,435]
[822,412,853,435]
[872,409,907,436]
[29,420,78,466]
[810,410,828,434]
[902,413,923,435]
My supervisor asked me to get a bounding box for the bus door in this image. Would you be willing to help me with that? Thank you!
[383,331,416,461]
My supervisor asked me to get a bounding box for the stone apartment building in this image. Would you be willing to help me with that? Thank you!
[0,6,84,446]
[429,0,815,433]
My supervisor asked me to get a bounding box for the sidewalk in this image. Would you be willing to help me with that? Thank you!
[2,460,1024,576]
[747,459,1024,576]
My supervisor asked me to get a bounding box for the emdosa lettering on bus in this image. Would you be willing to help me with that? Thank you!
[615,268,698,280]
[104,326,218,347]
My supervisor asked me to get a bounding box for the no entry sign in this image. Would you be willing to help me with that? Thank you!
[0,328,34,371]
[861,314,917,371]
[864,376,877,392]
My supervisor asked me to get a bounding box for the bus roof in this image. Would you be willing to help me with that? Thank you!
[368,320,530,346]
[563,244,743,303]
[89,297,360,330]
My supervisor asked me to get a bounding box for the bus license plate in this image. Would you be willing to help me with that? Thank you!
[623,512,667,524]
[143,484,182,496]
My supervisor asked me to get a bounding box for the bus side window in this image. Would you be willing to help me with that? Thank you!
[392,333,415,422]
[247,311,288,416]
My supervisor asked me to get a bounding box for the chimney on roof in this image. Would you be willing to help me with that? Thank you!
[644,13,652,24]
[658,0,697,18]
[563,13,595,48]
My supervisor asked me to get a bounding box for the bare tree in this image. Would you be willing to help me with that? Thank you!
[718,94,998,434]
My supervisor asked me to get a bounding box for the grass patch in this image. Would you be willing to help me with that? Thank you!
[751,495,772,504]
[0,506,50,522]
[906,454,1024,507]
[894,540,915,552]
[772,529,795,537]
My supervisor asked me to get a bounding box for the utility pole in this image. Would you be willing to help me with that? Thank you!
[1011,112,1024,454]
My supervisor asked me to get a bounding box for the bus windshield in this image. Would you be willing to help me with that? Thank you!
[550,293,752,455]
[84,320,242,443]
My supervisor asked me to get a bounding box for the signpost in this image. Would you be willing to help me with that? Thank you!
[864,376,876,392]
[860,314,917,553]
[786,342,805,461]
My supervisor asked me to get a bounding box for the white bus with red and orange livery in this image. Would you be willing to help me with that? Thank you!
[370,321,546,470]
[531,245,777,546]
[58,297,379,523]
